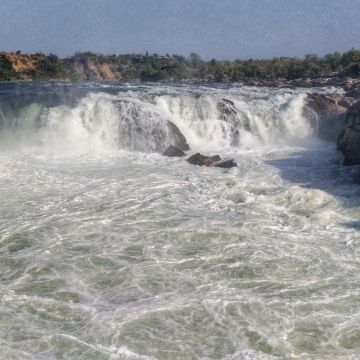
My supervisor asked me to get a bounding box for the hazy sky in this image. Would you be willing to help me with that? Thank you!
[1,0,359,59]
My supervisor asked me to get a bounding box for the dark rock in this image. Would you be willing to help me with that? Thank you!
[222,98,235,106]
[338,98,354,109]
[212,159,237,168]
[167,121,190,151]
[162,145,185,157]
[337,101,360,165]
[303,93,349,142]
[187,153,221,166]
[344,79,360,100]
[216,99,243,146]
[112,99,190,153]
[217,99,237,118]
[345,88,360,101]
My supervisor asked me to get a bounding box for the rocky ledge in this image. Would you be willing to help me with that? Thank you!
[303,93,353,142]
[240,77,360,91]
[337,101,360,165]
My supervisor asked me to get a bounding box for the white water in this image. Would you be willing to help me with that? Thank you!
[0,84,315,154]
[0,83,360,360]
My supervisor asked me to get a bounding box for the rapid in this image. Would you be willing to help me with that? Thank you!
[0,82,360,360]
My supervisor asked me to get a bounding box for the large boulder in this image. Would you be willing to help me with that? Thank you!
[167,121,189,151]
[217,98,237,118]
[303,93,351,142]
[145,121,189,153]
[337,101,360,165]
[114,100,189,153]
[216,98,242,146]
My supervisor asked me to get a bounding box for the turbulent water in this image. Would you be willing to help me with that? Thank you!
[1,82,360,360]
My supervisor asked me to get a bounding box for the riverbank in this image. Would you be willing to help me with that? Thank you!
[243,76,360,91]
[1,50,360,85]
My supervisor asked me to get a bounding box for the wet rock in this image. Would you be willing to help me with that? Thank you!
[338,98,354,109]
[149,121,189,152]
[162,145,185,157]
[216,98,243,146]
[186,153,237,168]
[337,101,360,165]
[113,99,190,153]
[187,153,221,166]
[344,79,360,100]
[167,121,190,151]
[303,93,349,142]
[222,98,235,106]
[212,159,237,168]
[217,98,237,119]
[345,88,360,101]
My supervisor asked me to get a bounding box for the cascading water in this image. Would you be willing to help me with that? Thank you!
[0,84,315,155]
[0,82,359,360]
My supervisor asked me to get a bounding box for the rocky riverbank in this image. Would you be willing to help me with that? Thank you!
[242,77,360,96]
[337,102,360,165]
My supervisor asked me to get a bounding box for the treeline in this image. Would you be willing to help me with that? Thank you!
[0,55,16,80]
[1,49,360,81]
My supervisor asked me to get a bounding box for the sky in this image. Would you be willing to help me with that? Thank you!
[0,0,359,60]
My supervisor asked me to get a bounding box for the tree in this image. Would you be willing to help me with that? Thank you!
[189,52,203,69]
[0,55,16,80]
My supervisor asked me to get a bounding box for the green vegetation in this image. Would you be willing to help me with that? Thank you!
[0,55,17,80]
[0,49,360,82]
[28,54,74,80]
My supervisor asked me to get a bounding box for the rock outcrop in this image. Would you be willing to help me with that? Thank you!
[344,79,360,101]
[167,122,189,151]
[216,98,243,146]
[113,99,189,153]
[217,99,237,118]
[187,153,237,168]
[145,120,189,153]
[337,101,360,165]
[303,93,351,142]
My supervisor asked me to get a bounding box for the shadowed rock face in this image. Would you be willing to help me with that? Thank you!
[147,121,189,153]
[344,81,360,101]
[167,122,189,151]
[216,99,242,146]
[303,93,351,142]
[337,101,360,165]
[217,99,236,118]
[113,100,189,153]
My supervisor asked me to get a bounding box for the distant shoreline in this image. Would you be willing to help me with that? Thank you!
[1,49,360,98]
[1,50,360,86]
